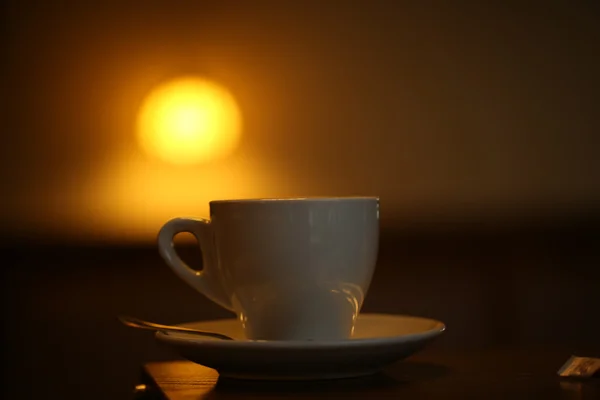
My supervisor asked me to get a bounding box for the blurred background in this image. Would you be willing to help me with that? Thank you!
[2,1,599,399]
[4,1,599,243]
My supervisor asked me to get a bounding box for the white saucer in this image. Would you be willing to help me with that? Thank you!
[155,313,445,380]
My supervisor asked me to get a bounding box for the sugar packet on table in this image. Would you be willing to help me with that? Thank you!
[558,356,600,378]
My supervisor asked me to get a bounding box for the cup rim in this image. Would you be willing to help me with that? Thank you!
[210,196,378,205]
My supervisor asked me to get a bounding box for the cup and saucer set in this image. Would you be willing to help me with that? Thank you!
[139,197,445,380]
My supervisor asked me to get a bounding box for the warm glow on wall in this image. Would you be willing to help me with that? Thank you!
[78,153,276,242]
[137,77,242,165]
[15,73,284,243]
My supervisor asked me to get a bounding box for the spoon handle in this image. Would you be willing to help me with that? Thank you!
[118,315,234,340]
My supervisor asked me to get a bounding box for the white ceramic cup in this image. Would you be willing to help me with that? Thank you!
[157,197,379,341]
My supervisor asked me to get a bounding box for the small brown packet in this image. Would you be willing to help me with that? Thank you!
[557,356,600,378]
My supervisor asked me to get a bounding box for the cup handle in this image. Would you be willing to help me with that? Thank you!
[157,217,234,312]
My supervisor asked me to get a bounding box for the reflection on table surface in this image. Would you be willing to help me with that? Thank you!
[138,350,600,399]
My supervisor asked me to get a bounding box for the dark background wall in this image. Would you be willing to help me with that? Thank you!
[3,1,599,243]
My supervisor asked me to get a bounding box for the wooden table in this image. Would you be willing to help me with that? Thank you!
[135,349,600,399]
[2,221,599,399]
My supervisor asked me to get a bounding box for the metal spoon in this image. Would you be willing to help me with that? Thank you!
[118,315,234,340]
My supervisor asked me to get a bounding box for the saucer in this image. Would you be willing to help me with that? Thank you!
[155,313,445,380]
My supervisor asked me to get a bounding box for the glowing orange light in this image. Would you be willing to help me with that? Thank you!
[137,77,242,165]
